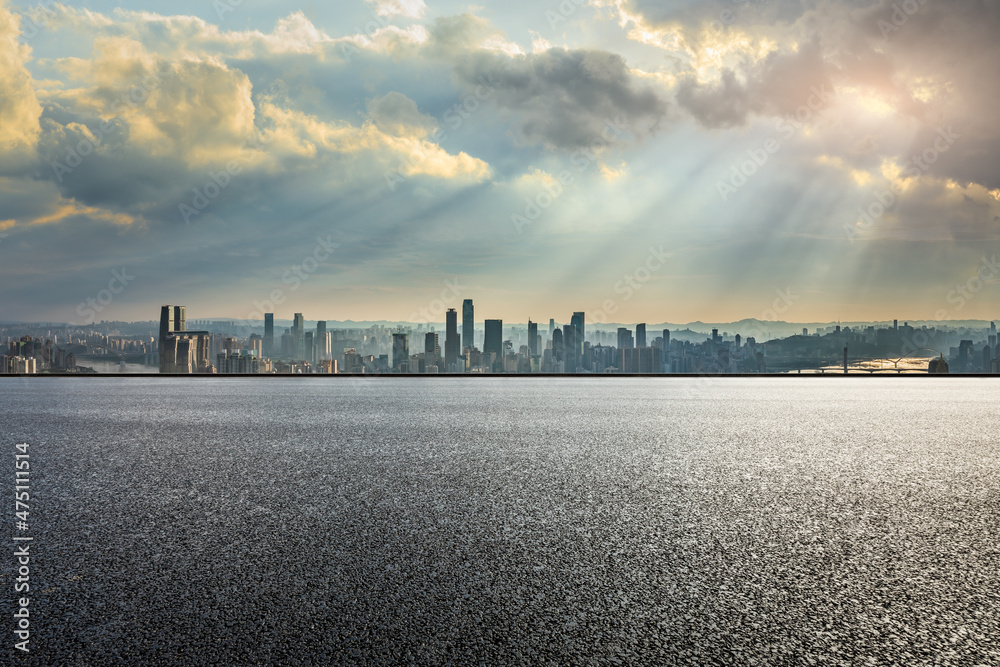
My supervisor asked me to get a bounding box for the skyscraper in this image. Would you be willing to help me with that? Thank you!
[563,324,577,373]
[528,320,538,357]
[293,313,305,359]
[662,329,670,351]
[304,332,315,366]
[158,305,210,373]
[571,312,585,345]
[425,331,439,370]
[316,321,327,359]
[392,333,409,372]
[263,313,274,357]
[617,327,634,350]
[549,319,555,337]
[462,299,474,351]
[552,328,564,361]
[484,319,503,372]
[445,308,458,371]
[636,323,646,348]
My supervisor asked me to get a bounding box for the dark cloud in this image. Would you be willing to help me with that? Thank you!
[450,47,668,150]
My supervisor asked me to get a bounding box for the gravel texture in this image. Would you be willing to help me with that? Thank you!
[2,377,999,665]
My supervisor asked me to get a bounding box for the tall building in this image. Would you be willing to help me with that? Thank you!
[263,313,274,357]
[424,331,439,369]
[636,323,647,348]
[958,340,974,372]
[548,319,555,337]
[305,332,315,366]
[293,313,305,359]
[563,324,578,373]
[662,329,670,352]
[462,299,474,351]
[484,319,503,372]
[316,321,328,360]
[445,308,459,371]
[617,327,634,350]
[528,320,538,357]
[392,333,409,372]
[158,305,210,373]
[571,312,585,345]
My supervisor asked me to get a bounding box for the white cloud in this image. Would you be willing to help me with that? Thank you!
[366,0,428,20]
[0,0,42,149]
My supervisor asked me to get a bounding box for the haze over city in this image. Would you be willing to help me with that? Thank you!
[2,0,999,324]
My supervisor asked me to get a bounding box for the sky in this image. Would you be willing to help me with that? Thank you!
[1,0,999,326]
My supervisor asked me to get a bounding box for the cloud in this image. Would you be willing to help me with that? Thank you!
[0,0,42,149]
[449,46,668,150]
[367,0,427,20]
[365,91,437,138]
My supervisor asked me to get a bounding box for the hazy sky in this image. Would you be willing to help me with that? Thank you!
[1,0,999,325]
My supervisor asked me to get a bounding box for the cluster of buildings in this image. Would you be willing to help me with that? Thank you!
[3,305,999,375]
[148,304,998,375]
[1,335,76,374]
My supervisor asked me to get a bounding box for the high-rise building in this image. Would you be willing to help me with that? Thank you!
[662,329,670,352]
[462,299,474,351]
[563,324,578,373]
[571,312,585,345]
[392,333,409,372]
[445,308,459,371]
[484,319,503,372]
[959,340,974,372]
[290,313,305,359]
[617,327,634,350]
[263,313,274,357]
[548,319,555,337]
[158,305,210,373]
[424,332,439,369]
[528,320,538,357]
[636,323,646,348]
[305,332,315,366]
[316,321,328,359]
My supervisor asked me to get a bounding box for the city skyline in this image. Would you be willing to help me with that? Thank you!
[7,301,1000,375]
[1,2,1000,323]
